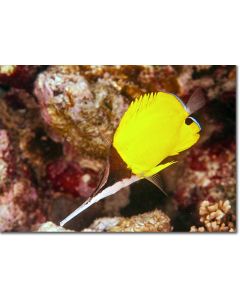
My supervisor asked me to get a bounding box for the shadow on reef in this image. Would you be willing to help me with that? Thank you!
[121,180,167,217]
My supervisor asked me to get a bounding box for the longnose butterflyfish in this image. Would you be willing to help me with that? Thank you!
[60,88,205,227]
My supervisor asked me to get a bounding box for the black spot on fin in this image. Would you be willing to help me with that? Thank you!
[146,173,168,196]
[187,88,206,114]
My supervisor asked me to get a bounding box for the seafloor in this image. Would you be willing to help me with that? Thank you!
[0,65,236,232]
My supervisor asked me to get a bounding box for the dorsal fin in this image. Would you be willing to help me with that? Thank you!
[186,88,206,114]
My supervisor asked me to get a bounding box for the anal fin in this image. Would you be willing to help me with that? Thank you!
[146,173,168,196]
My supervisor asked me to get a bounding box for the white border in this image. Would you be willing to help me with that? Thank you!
[0,1,239,300]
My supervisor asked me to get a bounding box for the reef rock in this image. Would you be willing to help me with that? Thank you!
[37,221,74,232]
[0,65,43,90]
[83,209,172,232]
[46,158,100,198]
[34,66,128,162]
[0,94,47,232]
[190,200,236,232]
[0,178,45,232]
[174,138,236,210]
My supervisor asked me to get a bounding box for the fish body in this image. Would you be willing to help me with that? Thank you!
[60,89,205,227]
[113,92,200,177]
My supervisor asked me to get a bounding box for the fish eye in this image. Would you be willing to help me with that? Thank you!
[185,117,193,125]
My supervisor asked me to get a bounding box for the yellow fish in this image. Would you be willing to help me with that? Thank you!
[60,88,205,226]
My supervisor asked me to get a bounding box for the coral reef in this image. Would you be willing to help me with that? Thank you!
[46,159,100,198]
[36,221,74,232]
[0,65,44,90]
[190,200,236,232]
[0,179,45,232]
[173,138,236,210]
[83,209,172,232]
[0,124,46,231]
[0,65,236,232]
[177,65,236,101]
[0,130,11,187]
[34,66,128,163]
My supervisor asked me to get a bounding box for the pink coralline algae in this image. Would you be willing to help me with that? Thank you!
[0,130,12,188]
[174,138,236,210]
[0,179,45,232]
[0,131,46,232]
[0,65,43,90]
[177,65,236,100]
[46,159,99,198]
